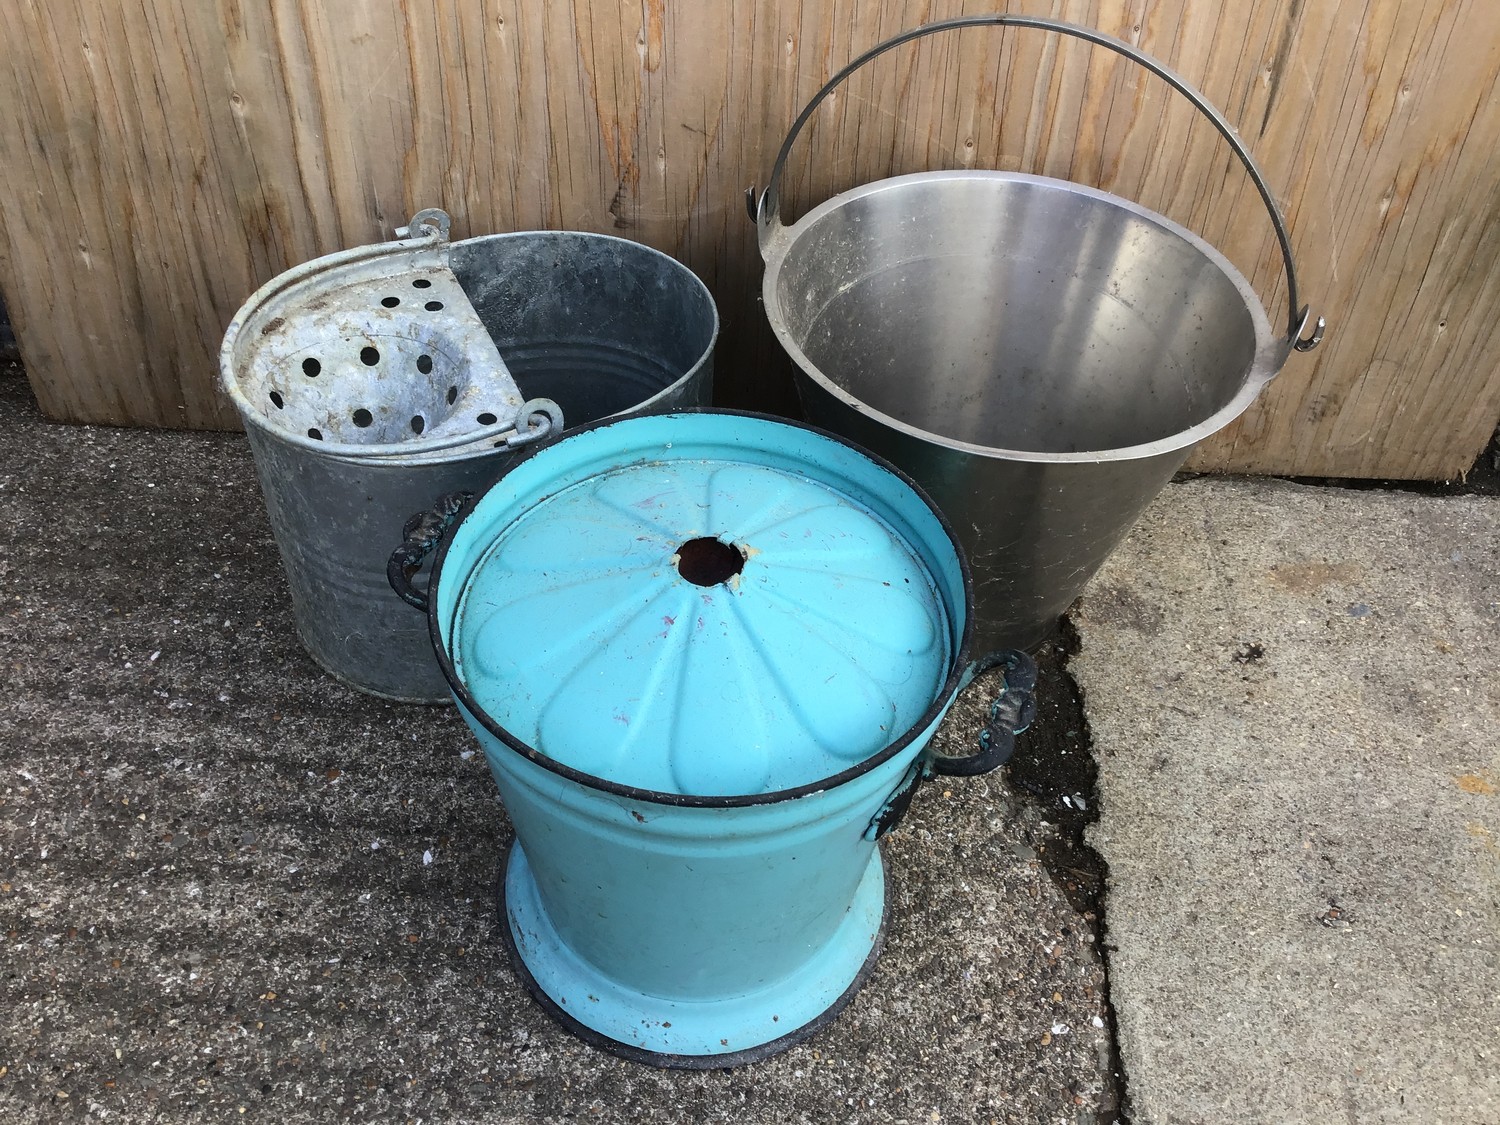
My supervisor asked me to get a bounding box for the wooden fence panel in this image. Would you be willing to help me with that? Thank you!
[1,0,1496,478]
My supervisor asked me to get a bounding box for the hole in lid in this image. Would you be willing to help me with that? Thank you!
[424,300,444,312]
[269,391,284,409]
[675,538,745,587]
[416,354,433,374]
[412,278,432,289]
[352,408,373,428]
[302,357,321,377]
[476,412,497,426]
[307,427,323,441]
[410,415,426,435]
[360,346,380,366]
[446,386,458,404]
[381,296,400,308]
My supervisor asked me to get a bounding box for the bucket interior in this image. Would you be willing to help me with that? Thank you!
[451,233,718,427]
[770,174,1265,454]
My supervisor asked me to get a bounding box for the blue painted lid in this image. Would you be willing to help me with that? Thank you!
[444,413,961,797]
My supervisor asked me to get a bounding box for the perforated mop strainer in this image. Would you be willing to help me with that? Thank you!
[220,208,565,700]
[222,208,561,458]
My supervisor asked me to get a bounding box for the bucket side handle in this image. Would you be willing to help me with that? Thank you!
[748,14,1324,358]
[863,649,1038,841]
[932,648,1040,778]
[388,491,473,613]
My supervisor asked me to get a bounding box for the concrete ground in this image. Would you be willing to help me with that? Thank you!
[1,362,1495,1124]
[1075,478,1499,1124]
[0,374,1108,1124]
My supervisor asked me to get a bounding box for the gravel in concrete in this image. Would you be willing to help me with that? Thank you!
[1074,478,1500,1124]
[0,378,1107,1123]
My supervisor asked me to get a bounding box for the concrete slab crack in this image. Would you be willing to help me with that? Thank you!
[1001,618,1130,1123]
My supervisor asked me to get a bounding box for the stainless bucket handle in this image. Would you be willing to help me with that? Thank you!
[749,14,1324,356]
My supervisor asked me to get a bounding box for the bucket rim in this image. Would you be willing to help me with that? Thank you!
[424,407,976,809]
[449,230,722,428]
[762,169,1283,465]
[219,229,720,462]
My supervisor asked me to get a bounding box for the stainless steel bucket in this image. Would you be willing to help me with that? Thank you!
[754,16,1324,654]
[222,213,718,701]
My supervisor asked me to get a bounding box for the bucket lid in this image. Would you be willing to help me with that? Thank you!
[444,412,963,798]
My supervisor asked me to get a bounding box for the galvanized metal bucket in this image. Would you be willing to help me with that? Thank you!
[753,15,1325,654]
[221,211,717,701]
[389,411,1036,1066]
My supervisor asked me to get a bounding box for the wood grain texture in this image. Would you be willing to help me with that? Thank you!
[1,0,1497,477]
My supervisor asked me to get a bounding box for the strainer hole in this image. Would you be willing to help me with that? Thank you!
[307,427,323,441]
[352,408,373,428]
[477,412,498,426]
[412,278,432,289]
[360,346,380,366]
[302,358,321,377]
[410,415,426,435]
[381,296,400,308]
[676,538,745,587]
[446,386,458,404]
[424,300,444,312]
[417,354,433,374]
[269,391,284,409]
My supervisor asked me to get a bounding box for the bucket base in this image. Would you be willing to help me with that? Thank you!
[498,843,889,1068]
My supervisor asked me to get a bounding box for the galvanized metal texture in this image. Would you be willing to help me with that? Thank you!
[243,428,520,701]
[221,210,548,455]
[222,217,718,701]
[757,19,1323,655]
[448,231,719,430]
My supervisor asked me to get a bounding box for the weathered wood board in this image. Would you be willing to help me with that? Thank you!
[1,0,1497,478]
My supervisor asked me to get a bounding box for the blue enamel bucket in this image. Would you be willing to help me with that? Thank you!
[389,410,1035,1066]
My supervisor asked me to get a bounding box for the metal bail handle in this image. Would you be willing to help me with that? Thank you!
[750,14,1324,355]
[387,491,473,612]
